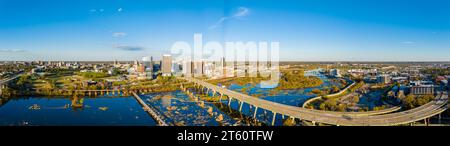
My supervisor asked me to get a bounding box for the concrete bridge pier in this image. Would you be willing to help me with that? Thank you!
[238,101,244,112]
[253,107,258,119]
[424,118,430,126]
[289,116,296,125]
[439,113,442,124]
[312,121,316,126]
[227,97,232,106]
[219,93,223,101]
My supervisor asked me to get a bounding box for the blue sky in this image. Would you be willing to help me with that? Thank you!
[0,0,449,61]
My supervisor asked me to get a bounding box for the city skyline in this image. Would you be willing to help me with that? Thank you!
[1,0,449,61]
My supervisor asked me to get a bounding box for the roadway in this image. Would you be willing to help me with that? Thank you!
[180,77,448,126]
[0,74,22,85]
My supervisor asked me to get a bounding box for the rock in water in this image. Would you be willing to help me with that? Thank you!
[175,121,185,126]
[198,101,205,108]
[207,107,213,115]
[99,107,108,111]
[216,114,224,122]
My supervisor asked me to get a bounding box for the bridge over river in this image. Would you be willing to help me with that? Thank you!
[179,77,448,126]
[0,74,22,85]
[0,74,23,96]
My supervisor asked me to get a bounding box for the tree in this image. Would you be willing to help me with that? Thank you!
[16,75,31,86]
[276,70,323,90]
[319,103,327,110]
[337,104,347,112]
[402,94,416,109]
[352,96,360,103]
[416,95,434,106]
[331,85,340,93]
[373,105,386,111]
[311,89,323,95]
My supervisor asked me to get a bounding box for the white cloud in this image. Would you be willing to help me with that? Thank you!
[402,41,415,44]
[233,7,249,17]
[90,9,104,13]
[112,32,127,37]
[113,45,145,51]
[0,49,26,53]
[118,8,123,12]
[209,7,250,29]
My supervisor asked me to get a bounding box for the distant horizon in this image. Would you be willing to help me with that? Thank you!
[2,60,450,64]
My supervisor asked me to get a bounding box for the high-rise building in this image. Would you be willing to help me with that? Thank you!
[142,56,152,70]
[150,56,154,72]
[222,57,227,78]
[194,61,204,76]
[182,60,194,77]
[161,54,172,76]
[143,56,154,79]
[172,62,182,74]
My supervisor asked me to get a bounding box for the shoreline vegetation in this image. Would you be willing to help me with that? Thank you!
[304,82,362,111]
[208,70,324,91]
[2,70,184,97]
[304,81,403,112]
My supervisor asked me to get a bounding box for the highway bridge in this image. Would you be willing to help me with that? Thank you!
[0,74,23,96]
[179,77,448,126]
[0,74,22,85]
